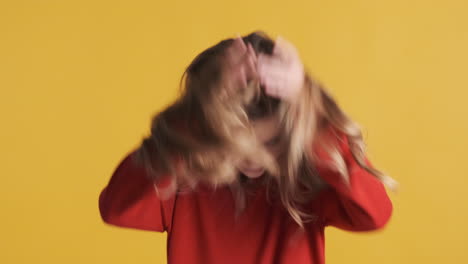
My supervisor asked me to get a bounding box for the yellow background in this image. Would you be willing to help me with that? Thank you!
[1,0,467,263]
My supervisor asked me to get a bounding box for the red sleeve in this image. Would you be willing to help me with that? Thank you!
[313,130,393,231]
[98,150,175,232]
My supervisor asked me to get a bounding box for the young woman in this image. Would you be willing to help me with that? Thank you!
[98,31,397,264]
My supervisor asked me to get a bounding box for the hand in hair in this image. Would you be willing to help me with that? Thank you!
[218,35,258,100]
[257,36,304,103]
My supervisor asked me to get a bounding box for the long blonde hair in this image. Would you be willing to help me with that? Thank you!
[132,31,398,228]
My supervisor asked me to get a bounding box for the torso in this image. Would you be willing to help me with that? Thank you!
[165,180,328,264]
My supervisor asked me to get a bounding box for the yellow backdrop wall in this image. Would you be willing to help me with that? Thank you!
[1,0,467,263]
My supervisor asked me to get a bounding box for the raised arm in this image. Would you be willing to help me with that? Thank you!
[98,150,175,232]
[312,131,393,231]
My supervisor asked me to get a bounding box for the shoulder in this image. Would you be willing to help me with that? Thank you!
[311,124,349,165]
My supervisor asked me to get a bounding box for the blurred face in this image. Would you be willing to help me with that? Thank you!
[237,115,282,178]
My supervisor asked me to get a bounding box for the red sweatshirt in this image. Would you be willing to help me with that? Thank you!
[98,131,393,264]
